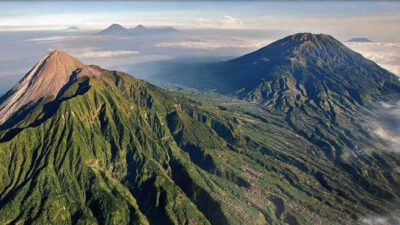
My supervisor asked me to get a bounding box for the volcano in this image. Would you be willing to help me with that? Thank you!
[0,36,400,225]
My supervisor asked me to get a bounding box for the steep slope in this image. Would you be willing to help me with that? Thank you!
[0,50,102,124]
[218,34,399,105]
[0,53,253,225]
[0,50,400,225]
[161,33,400,108]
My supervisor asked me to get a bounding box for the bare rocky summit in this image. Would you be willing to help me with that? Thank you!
[0,50,103,124]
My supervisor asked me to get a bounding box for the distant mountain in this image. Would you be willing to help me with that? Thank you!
[346,37,372,42]
[131,24,179,35]
[97,24,179,35]
[134,24,146,31]
[65,26,80,32]
[1,46,400,224]
[97,23,130,35]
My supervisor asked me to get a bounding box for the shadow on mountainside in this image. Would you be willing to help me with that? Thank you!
[0,74,91,143]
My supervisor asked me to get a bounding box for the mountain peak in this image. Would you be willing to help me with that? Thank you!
[109,23,125,29]
[66,26,80,31]
[346,37,372,43]
[278,33,343,52]
[231,32,345,66]
[97,24,128,35]
[46,49,79,60]
[134,24,146,30]
[239,33,357,67]
[289,32,333,42]
[0,50,103,124]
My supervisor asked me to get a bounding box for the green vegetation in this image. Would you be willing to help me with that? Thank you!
[1,33,400,225]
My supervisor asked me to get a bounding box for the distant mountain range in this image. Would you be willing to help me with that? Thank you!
[346,37,372,42]
[97,23,179,35]
[1,33,400,225]
[65,26,80,32]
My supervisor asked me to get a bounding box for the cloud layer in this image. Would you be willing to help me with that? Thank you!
[66,47,139,59]
[155,38,269,50]
[346,42,400,77]
[371,101,400,153]
[362,213,400,225]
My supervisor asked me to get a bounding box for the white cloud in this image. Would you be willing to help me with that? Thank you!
[48,47,165,69]
[197,15,245,29]
[361,213,400,225]
[25,36,69,43]
[66,49,169,69]
[155,38,269,50]
[346,42,400,76]
[64,47,139,59]
[78,49,139,59]
[223,15,244,27]
[373,127,400,152]
[25,35,108,44]
[372,101,400,153]
[86,54,169,67]
[224,16,236,23]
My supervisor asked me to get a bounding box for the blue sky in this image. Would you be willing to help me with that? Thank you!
[0,1,399,41]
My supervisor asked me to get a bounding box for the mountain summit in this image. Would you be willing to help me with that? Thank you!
[232,33,355,65]
[0,50,102,124]
[97,24,179,35]
[97,23,129,35]
[346,37,372,42]
[134,24,146,30]
[168,33,400,109]
[66,26,80,32]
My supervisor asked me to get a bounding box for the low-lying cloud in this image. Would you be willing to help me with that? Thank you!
[25,35,71,43]
[197,15,245,29]
[371,101,400,153]
[155,38,269,50]
[66,48,139,59]
[361,213,400,225]
[53,47,167,70]
[346,42,400,77]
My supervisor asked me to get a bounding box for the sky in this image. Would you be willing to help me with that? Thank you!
[0,0,399,94]
[0,1,399,41]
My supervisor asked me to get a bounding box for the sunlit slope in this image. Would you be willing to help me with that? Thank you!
[0,71,268,224]
[0,50,399,224]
